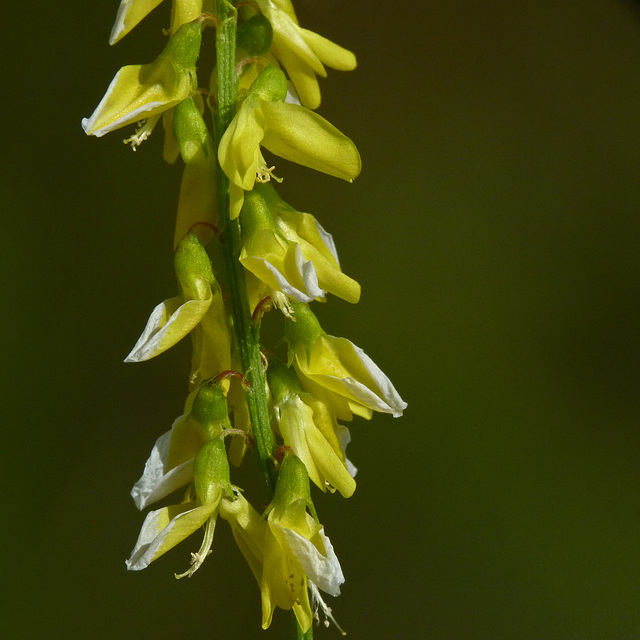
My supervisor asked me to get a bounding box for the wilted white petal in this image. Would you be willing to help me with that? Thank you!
[274,524,344,596]
[131,416,194,510]
[314,219,340,265]
[335,423,357,478]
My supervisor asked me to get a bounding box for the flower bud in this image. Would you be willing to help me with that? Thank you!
[248,65,288,103]
[237,14,273,56]
[190,382,231,439]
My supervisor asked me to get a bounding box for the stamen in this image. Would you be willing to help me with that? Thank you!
[270,291,294,318]
[123,115,161,151]
[256,164,283,184]
[175,516,217,579]
[310,582,346,636]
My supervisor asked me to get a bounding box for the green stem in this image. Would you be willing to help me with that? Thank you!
[213,5,312,637]
[213,0,275,494]
[292,615,314,640]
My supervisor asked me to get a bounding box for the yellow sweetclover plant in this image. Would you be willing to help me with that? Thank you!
[83,1,405,637]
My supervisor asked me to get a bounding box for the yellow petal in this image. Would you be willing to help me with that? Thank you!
[82,57,193,137]
[189,288,232,391]
[219,493,267,583]
[170,0,204,34]
[218,97,266,190]
[110,0,165,45]
[300,28,357,71]
[125,295,212,362]
[270,41,321,109]
[261,101,361,181]
[174,146,218,249]
[126,500,218,570]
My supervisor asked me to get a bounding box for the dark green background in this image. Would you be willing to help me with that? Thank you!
[3,1,640,638]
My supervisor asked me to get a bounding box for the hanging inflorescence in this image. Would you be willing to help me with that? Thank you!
[83,0,406,635]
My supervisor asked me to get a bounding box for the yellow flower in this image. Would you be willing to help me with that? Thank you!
[262,454,344,631]
[127,438,232,575]
[219,454,344,631]
[82,21,202,142]
[254,0,356,109]
[269,362,356,498]
[240,184,360,309]
[109,0,212,45]
[285,302,407,419]
[124,233,231,391]
[218,65,361,218]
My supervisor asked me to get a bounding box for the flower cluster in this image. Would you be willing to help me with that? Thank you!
[84,0,405,634]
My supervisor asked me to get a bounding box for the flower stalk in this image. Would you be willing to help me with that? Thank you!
[213,0,276,494]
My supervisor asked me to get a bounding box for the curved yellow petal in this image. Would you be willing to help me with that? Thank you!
[300,28,357,71]
[82,58,192,137]
[260,101,361,181]
[218,97,266,190]
[110,0,165,45]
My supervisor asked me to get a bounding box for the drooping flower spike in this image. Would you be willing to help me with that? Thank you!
[84,0,405,634]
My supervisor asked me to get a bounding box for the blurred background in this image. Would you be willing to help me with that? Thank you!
[3,0,640,638]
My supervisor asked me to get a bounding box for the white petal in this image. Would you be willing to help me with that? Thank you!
[309,340,407,417]
[126,502,215,571]
[314,219,340,265]
[335,423,357,478]
[294,244,325,300]
[81,63,169,137]
[350,343,407,416]
[126,505,184,571]
[285,82,302,105]
[247,250,324,303]
[130,416,194,510]
[274,524,344,597]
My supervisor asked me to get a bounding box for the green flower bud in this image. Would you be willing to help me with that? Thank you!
[173,96,213,163]
[270,453,313,521]
[248,65,288,103]
[284,302,324,363]
[241,187,277,237]
[267,361,303,405]
[163,21,204,68]
[190,382,231,439]
[237,14,273,56]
